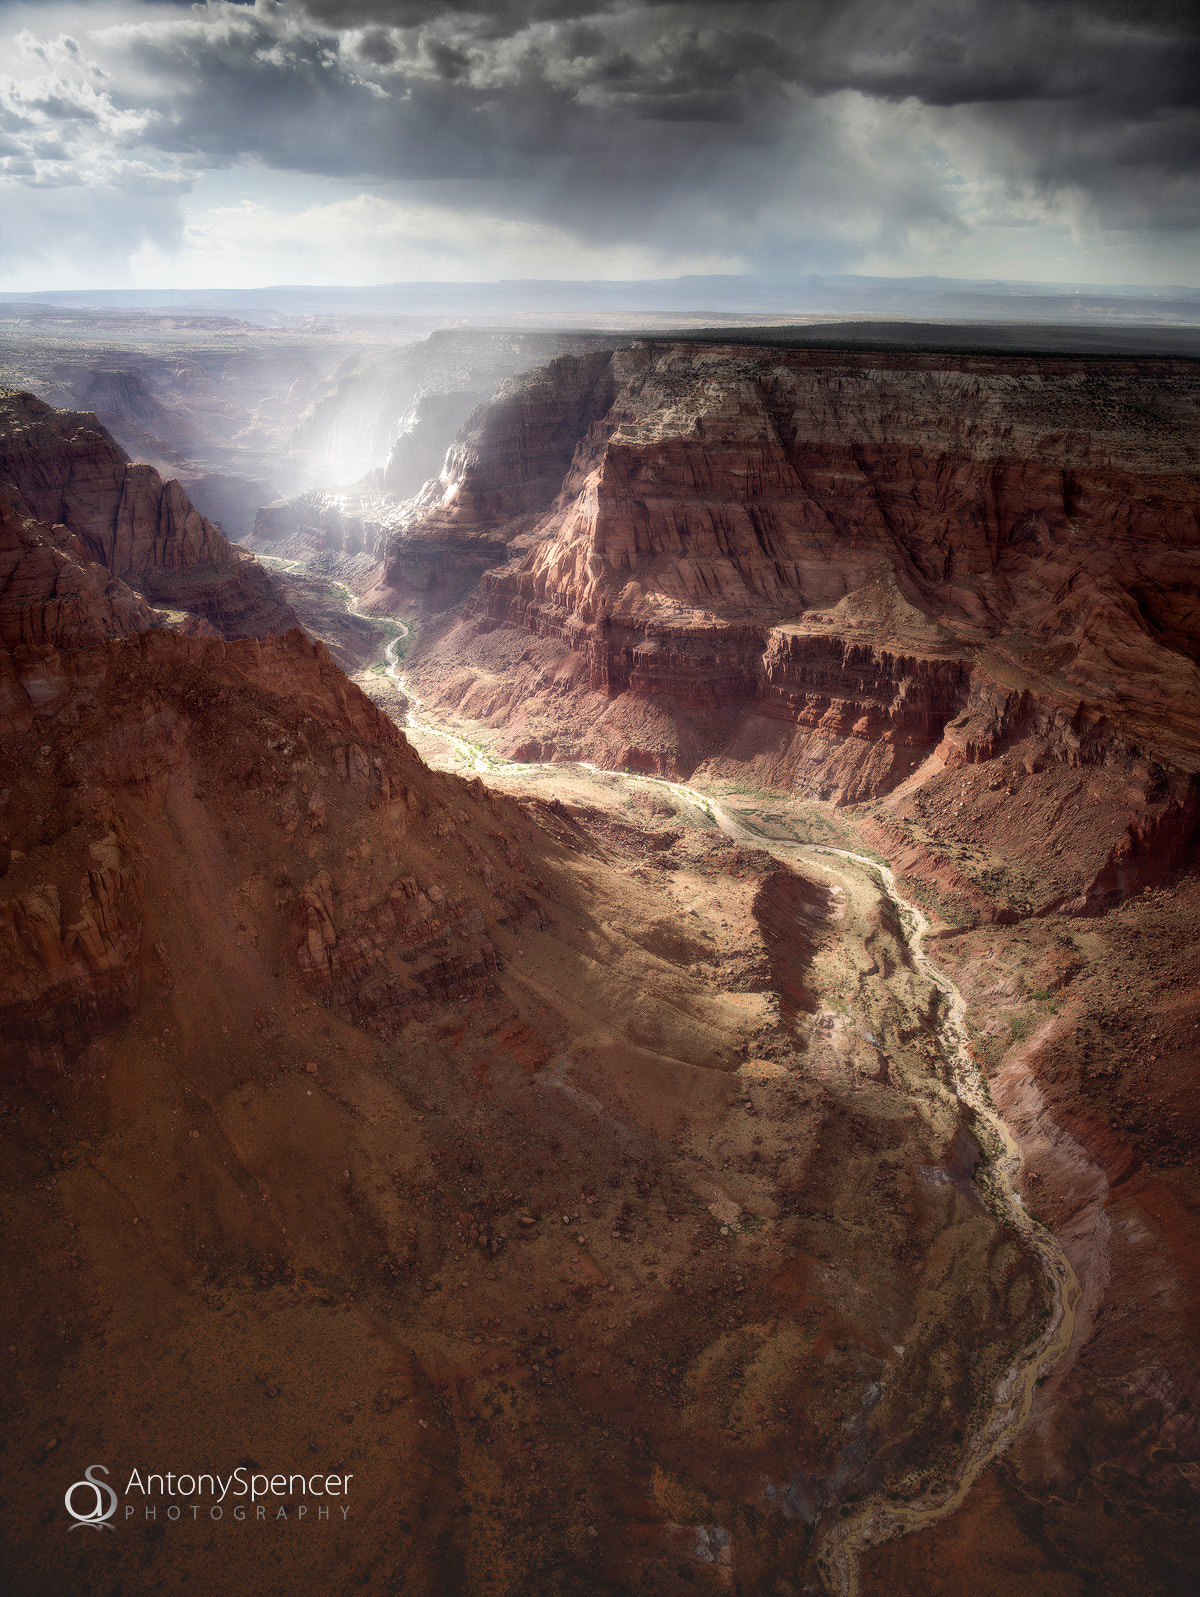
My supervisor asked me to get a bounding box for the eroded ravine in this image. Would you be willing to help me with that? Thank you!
[352,601,1082,1596]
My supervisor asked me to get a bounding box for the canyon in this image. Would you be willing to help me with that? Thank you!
[370,344,1199,917]
[360,339,1200,1593]
[0,310,620,543]
[245,332,621,582]
[0,420,1043,1596]
[1,337,1197,1597]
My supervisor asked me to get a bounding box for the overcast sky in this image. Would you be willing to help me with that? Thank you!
[1,0,1196,291]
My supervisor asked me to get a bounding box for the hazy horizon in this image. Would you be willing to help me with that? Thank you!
[4,269,1199,298]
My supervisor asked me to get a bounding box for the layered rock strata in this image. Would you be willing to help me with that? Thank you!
[288,328,618,485]
[2,339,1196,1597]
[0,389,297,638]
[0,495,152,653]
[0,625,542,1069]
[381,385,495,497]
[251,487,400,569]
[252,335,623,581]
[393,343,1199,908]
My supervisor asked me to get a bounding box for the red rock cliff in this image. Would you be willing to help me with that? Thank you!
[365,350,616,611]
[0,389,297,638]
[0,494,153,653]
[397,343,1199,903]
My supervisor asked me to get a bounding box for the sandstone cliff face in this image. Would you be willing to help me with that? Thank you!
[4,342,1194,1597]
[287,329,617,486]
[0,389,297,638]
[0,820,142,1070]
[399,343,1199,902]
[381,386,493,497]
[177,469,279,541]
[251,487,399,571]
[369,349,617,612]
[0,390,233,572]
[0,495,152,653]
[249,334,626,585]
[257,348,621,599]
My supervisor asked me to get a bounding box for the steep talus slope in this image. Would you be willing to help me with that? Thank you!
[394,344,1199,910]
[0,390,297,638]
[0,626,536,1070]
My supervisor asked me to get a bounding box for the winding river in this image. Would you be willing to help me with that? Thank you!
[350,598,1081,1595]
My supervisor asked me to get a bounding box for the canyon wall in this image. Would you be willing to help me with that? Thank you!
[0,495,153,655]
[46,343,334,477]
[251,333,623,580]
[0,389,297,638]
[0,624,546,1071]
[392,343,1200,908]
[286,329,617,483]
[251,488,403,572]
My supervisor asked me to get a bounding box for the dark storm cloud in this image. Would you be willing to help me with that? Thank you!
[298,1,627,29]
[2,0,1196,275]
[93,4,802,189]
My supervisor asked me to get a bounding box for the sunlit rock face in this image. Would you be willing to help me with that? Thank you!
[381,387,495,498]
[393,342,1199,910]
[362,349,619,613]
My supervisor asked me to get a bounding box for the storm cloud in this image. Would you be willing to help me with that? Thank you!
[0,0,1195,288]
